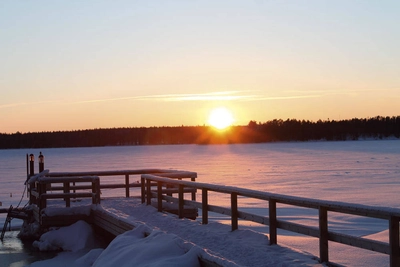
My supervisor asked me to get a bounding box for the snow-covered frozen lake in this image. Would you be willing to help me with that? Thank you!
[1,140,399,266]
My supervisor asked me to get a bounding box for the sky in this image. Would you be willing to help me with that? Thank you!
[1,1,399,133]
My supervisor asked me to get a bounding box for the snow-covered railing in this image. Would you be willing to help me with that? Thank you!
[30,176,101,209]
[141,174,400,267]
[45,169,197,198]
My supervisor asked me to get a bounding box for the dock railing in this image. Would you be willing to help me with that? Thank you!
[46,169,197,198]
[30,176,101,209]
[141,174,400,267]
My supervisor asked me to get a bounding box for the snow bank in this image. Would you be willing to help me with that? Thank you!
[32,220,97,252]
[93,224,201,267]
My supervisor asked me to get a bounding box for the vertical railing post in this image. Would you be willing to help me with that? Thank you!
[64,182,70,207]
[202,189,208,225]
[141,177,145,203]
[389,216,400,267]
[125,174,130,198]
[92,178,100,204]
[178,184,184,219]
[146,178,151,205]
[269,199,277,245]
[231,193,238,231]
[319,206,329,263]
[39,181,47,211]
[157,181,163,212]
[191,176,196,201]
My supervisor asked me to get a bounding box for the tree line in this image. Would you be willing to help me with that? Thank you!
[1,116,399,149]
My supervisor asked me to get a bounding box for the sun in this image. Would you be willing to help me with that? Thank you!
[208,107,234,130]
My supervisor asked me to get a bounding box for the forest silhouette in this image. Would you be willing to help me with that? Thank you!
[1,116,399,149]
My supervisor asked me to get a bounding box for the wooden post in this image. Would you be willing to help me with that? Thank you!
[319,207,329,263]
[141,177,145,203]
[38,152,44,173]
[202,189,208,224]
[92,179,101,204]
[29,154,34,176]
[39,182,47,210]
[269,199,277,245]
[157,182,163,212]
[178,185,184,219]
[146,179,151,205]
[125,174,130,198]
[389,216,400,267]
[191,177,196,201]
[231,193,238,231]
[64,182,70,207]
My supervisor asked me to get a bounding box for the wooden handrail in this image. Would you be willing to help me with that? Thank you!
[31,176,101,209]
[142,174,400,267]
[45,169,197,198]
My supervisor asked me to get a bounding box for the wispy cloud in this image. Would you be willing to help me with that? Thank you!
[68,91,256,104]
[0,100,59,109]
[153,91,257,101]
[244,94,321,101]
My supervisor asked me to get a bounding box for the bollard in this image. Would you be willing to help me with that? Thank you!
[38,152,44,172]
[29,154,35,176]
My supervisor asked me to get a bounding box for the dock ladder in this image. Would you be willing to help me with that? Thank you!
[1,205,13,241]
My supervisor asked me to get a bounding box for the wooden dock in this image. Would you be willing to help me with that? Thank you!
[4,155,400,267]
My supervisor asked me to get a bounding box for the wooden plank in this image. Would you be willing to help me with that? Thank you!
[278,221,319,238]
[41,193,95,199]
[237,210,269,225]
[41,214,91,227]
[328,232,389,254]
[92,210,135,236]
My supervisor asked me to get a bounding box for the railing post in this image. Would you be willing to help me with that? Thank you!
[231,193,238,231]
[202,189,208,225]
[178,184,184,219]
[39,181,47,211]
[191,176,196,201]
[389,216,400,267]
[319,206,329,263]
[269,199,277,245]
[64,182,70,207]
[92,178,100,204]
[141,177,145,203]
[146,178,151,205]
[125,174,130,198]
[157,181,163,212]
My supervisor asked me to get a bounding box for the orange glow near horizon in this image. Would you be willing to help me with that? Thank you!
[208,107,235,130]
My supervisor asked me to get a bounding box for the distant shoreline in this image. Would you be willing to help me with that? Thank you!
[1,116,399,149]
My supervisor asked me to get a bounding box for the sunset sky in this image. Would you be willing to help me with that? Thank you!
[1,1,399,133]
